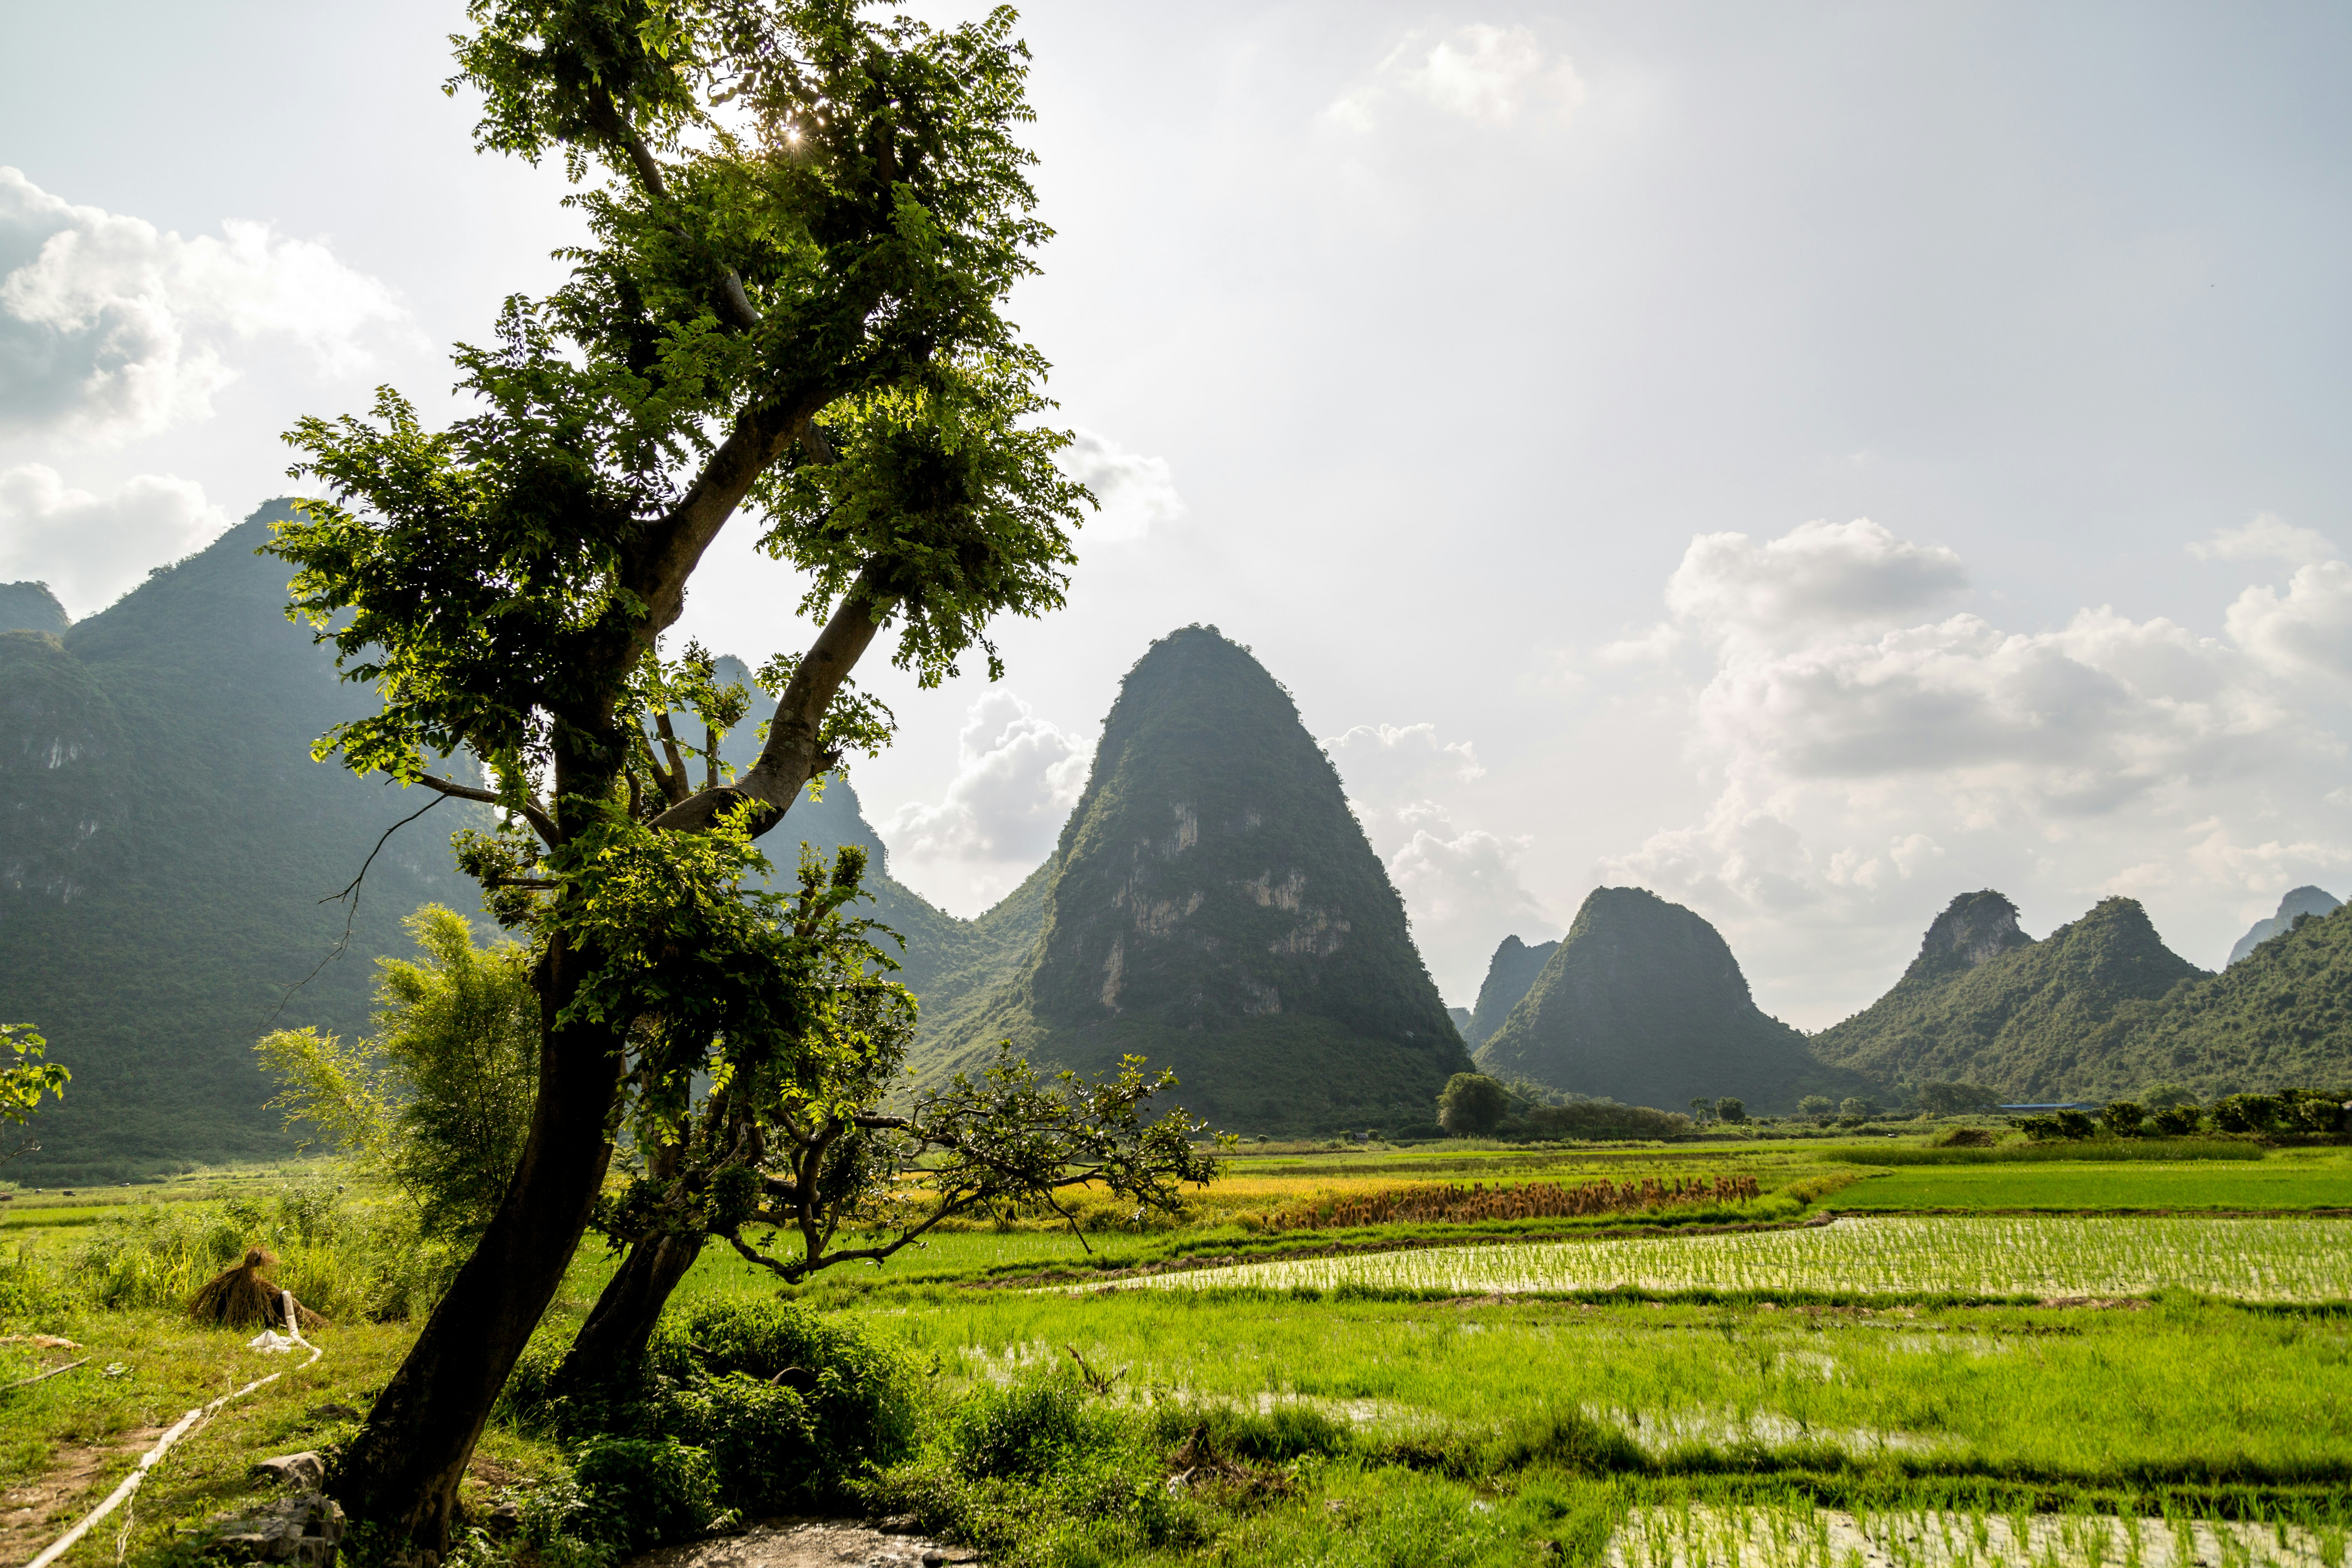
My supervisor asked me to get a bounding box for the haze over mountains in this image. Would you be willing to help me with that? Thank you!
[4,505,2348,1180]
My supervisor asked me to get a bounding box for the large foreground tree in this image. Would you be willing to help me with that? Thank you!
[270,0,1111,1548]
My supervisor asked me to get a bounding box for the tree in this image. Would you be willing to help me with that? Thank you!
[1688,1097,1713,1124]
[1713,1097,1746,1124]
[1917,1081,2002,1117]
[268,2,1090,1546]
[2100,1100,2146,1138]
[2141,1082,2195,1109]
[1838,1096,1873,1121]
[0,1023,69,1166]
[1438,1073,1511,1136]
[2148,1101,2203,1136]
[558,845,1218,1381]
[1796,1094,1834,1122]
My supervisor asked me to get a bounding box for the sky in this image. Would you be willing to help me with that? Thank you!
[5,2,2351,1021]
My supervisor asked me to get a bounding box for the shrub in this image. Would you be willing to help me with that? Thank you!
[2210,1094,2285,1133]
[569,1437,719,1552]
[504,1297,923,1519]
[949,1374,1097,1480]
[1517,1102,1692,1141]
[1437,1074,1510,1136]
[2149,1102,2203,1136]
[2102,1100,2146,1137]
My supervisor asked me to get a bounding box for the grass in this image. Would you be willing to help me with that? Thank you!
[1836,1140,2267,1166]
[860,1287,2352,1487]
[1823,1163,2352,1214]
[1096,1216,2352,1303]
[5,1136,2352,1568]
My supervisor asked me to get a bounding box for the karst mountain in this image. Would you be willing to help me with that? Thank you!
[0,506,965,1183]
[910,625,1474,1133]
[1472,887,1863,1112]
[2229,886,2343,967]
[1461,934,1558,1049]
[1807,892,2211,1100]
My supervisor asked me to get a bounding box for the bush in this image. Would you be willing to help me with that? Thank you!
[949,1374,1098,1480]
[1437,1074,1510,1136]
[1516,1102,1692,1141]
[2149,1102,2203,1136]
[504,1297,924,1521]
[2210,1094,2284,1133]
[2102,1100,2146,1137]
[570,1437,719,1552]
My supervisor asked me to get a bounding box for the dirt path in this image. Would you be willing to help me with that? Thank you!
[626,1519,979,1568]
[0,1426,162,1566]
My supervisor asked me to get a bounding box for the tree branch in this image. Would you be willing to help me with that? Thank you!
[414,773,557,846]
[647,566,894,836]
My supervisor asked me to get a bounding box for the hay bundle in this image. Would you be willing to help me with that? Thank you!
[188,1247,327,1330]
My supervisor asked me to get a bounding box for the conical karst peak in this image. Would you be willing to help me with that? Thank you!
[1909,890,2031,978]
[925,624,1472,1134]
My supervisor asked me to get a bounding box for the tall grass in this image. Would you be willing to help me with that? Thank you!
[58,1176,457,1322]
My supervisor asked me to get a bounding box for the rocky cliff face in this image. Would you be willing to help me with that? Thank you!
[917,625,1472,1134]
[1911,891,2034,976]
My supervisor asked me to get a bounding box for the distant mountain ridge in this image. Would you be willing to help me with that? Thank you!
[2229,886,2342,967]
[0,504,483,1183]
[1474,887,1865,1112]
[1464,935,1557,1048]
[0,513,1012,1183]
[911,626,1474,1133]
[1808,893,2212,1100]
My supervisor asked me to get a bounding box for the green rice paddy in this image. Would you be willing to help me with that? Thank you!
[1107,1215,2352,1302]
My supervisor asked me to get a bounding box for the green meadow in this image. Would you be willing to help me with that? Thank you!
[4,1133,2350,1567]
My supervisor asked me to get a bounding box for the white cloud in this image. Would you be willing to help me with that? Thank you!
[1325,722,1484,815]
[1664,517,1967,648]
[1599,514,2352,1020]
[2223,559,2352,682]
[2189,512,2336,566]
[1328,24,1585,132]
[0,464,228,616]
[882,691,1091,864]
[1058,428,1185,544]
[1389,814,1553,1000]
[0,166,408,445]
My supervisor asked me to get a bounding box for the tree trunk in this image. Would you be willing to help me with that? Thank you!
[558,1229,709,1385]
[329,934,625,1554]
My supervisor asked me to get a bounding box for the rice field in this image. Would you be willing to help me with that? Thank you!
[1106,1216,2352,1302]
[1610,1506,2350,1568]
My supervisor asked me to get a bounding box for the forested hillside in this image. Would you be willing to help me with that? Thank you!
[1809,893,2211,1101]
[914,626,1473,1133]
[1463,935,1557,1048]
[0,517,996,1183]
[2123,902,2352,1092]
[2229,886,2342,967]
[0,504,483,1183]
[1473,887,1863,1112]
